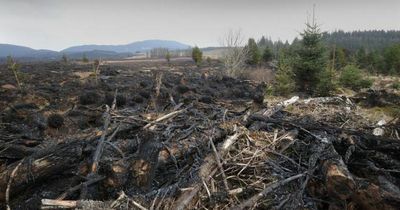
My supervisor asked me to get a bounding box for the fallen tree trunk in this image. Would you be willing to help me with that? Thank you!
[321,144,356,200]
[0,140,87,202]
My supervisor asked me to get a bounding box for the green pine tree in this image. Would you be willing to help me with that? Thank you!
[273,50,295,96]
[356,47,368,69]
[82,54,89,63]
[384,44,400,75]
[339,65,373,91]
[316,68,336,96]
[165,51,171,64]
[330,46,347,70]
[245,38,261,65]
[62,54,68,63]
[192,46,203,66]
[293,18,327,94]
[262,47,273,63]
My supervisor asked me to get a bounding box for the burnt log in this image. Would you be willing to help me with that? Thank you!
[321,144,356,200]
[129,131,162,192]
[0,140,86,202]
[352,177,400,210]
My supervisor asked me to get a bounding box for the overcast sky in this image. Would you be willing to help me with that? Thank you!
[0,0,399,51]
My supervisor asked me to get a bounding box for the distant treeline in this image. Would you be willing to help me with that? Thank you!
[257,30,400,75]
[322,30,400,52]
[149,48,191,58]
[259,30,400,53]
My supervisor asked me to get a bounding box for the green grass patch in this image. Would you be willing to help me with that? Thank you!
[391,80,400,90]
[366,105,400,119]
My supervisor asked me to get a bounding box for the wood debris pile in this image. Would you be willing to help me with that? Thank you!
[0,62,399,209]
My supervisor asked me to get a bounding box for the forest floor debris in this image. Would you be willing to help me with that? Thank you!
[0,60,399,209]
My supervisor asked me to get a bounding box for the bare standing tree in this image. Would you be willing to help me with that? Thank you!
[220,29,249,78]
[93,59,101,85]
[7,56,22,90]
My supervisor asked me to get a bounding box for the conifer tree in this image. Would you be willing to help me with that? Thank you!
[62,54,68,64]
[245,38,261,65]
[384,44,400,75]
[262,47,273,63]
[335,47,347,70]
[356,47,368,69]
[82,54,89,63]
[192,46,203,66]
[165,51,171,64]
[293,16,327,94]
[274,51,295,96]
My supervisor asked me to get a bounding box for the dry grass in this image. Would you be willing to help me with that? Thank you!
[370,75,400,90]
[73,71,93,79]
[361,105,400,122]
[243,67,275,83]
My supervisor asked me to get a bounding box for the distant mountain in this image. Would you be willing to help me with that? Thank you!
[0,40,190,61]
[66,50,133,60]
[62,40,191,53]
[0,44,59,58]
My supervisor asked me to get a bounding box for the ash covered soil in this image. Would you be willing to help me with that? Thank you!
[0,60,399,210]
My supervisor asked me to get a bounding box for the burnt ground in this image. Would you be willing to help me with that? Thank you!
[0,60,399,210]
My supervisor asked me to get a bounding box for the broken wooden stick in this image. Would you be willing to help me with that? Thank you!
[5,158,24,210]
[262,96,299,117]
[90,105,111,174]
[90,89,118,174]
[41,199,111,209]
[173,130,241,210]
[232,173,306,210]
[56,175,105,200]
[143,109,185,130]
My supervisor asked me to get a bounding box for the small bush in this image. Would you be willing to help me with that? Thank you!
[264,84,274,96]
[79,92,100,105]
[165,51,171,64]
[48,114,64,129]
[199,96,213,103]
[206,57,212,65]
[176,85,190,94]
[82,54,89,63]
[273,52,295,96]
[274,71,295,96]
[139,81,149,88]
[359,79,373,89]
[139,90,151,99]
[7,56,23,90]
[262,47,273,63]
[62,54,68,63]
[104,94,126,107]
[339,65,373,91]
[316,68,337,96]
[391,80,400,90]
[131,95,144,104]
[192,46,203,66]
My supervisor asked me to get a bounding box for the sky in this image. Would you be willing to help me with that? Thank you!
[0,0,399,51]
